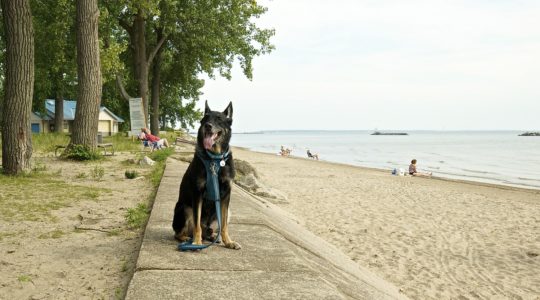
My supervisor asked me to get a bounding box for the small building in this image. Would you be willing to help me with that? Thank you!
[31,100,124,136]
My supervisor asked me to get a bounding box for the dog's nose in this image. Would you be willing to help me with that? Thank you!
[205,123,213,131]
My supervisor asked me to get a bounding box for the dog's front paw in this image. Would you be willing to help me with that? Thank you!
[224,241,242,250]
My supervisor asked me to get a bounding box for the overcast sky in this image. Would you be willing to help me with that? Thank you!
[198,0,540,132]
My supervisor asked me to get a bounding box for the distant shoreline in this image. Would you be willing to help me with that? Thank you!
[233,146,540,193]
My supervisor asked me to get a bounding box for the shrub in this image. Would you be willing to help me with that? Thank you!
[124,170,138,179]
[63,144,102,161]
[90,165,105,181]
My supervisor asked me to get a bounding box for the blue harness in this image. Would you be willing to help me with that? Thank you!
[178,148,230,251]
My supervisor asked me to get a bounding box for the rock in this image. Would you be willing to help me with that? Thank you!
[140,156,155,166]
[233,159,288,203]
[519,132,540,136]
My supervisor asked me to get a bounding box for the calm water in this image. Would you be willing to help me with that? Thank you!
[229,130,540,190]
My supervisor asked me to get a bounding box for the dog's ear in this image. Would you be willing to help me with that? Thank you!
[223,101,233,119]
[205,100,211,115]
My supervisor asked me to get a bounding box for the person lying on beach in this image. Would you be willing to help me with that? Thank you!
[141,128,170,149]
[307,149,319,160]
[409,159,432,177]
[280,145,292,156]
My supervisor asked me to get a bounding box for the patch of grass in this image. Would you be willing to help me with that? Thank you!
[32,133,70,153]
[90,165,105,181]
[102,134,145,152]
[146,148,174,188]
[83,190,100,200]
[147,147,174,163]
[75,172,88,179]
[121,259,129,272]
[38,229,65,239]
[115,287,123,300]
[63,144,102,161]
[32,162,48,172]
[0,231,17,241]
[0,173,107,222]
[17,275,32,282]
[107,228,122,236]
[125,203,149,229]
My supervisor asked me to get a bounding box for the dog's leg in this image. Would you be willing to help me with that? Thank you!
[193,198,203,245]
[220,201,241,250]
[174,207,193,242]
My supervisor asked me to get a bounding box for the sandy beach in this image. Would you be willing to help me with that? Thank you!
[233,147,540,299]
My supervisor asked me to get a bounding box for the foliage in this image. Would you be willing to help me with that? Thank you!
[62,144,102,161]
[147,147,173,163]
[124,170,138,179]
[31,0,77,112]
[125,202,149,229]
[90,165,105,181]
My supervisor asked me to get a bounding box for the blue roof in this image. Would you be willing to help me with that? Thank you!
[43,99,124,122]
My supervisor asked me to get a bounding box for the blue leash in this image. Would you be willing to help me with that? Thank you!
[178,149,230,251]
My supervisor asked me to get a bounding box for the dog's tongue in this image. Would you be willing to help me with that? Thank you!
[203,133,218,150]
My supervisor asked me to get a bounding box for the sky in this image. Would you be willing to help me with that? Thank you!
[198,0,540,132]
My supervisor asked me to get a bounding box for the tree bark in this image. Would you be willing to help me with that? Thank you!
[70,0,101,149]
[133,11,149,126]
[1,0,35,175]
[120,10,168,129]
[150,28,163,136]
[54,92,64,133]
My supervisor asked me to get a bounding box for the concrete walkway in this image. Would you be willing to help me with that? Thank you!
[126,158,407,299]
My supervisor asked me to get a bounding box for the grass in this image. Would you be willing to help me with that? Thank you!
[125,203,149,229]
[32,133,70,153]
[38,229,65,239]
[0,231,18,241]
[90,165,105,181]
[146,147,174,187]
[0,172,105,222]
[75,172,88,179]
[17,275,32,282]
[102,134,146,152]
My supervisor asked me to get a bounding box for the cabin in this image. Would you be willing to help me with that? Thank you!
[31,100,124,136]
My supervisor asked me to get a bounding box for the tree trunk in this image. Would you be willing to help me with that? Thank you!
[133,11,149,126]
[70,0,101,149]
[1,0,35,175]
[54,92,64,133]
[120,10,167,128]
[150,28,163,136]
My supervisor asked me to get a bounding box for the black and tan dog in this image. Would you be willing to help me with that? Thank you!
[172,101,241,250]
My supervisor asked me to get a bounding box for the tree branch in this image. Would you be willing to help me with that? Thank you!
[147,32,167,65]
[116,74,133,101]
[118,17,133,36]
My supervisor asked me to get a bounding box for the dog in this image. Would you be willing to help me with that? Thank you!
[172,101,241,250]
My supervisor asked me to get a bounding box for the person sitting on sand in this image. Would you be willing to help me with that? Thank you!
[409,159,432,177]
[280,145,291,156]
[141,128,170,150]
[307,149,319,160]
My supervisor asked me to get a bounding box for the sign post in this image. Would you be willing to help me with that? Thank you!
[129,98,146,136]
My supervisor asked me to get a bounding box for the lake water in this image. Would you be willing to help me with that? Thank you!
[229,130,540,190]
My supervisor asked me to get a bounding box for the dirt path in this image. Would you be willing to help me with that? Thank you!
[0,151,163,299]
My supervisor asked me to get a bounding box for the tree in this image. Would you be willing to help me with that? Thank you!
[69,0,101,150]
[107,0,274,134]
[32,0,77,133]
[1,0,35,175]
